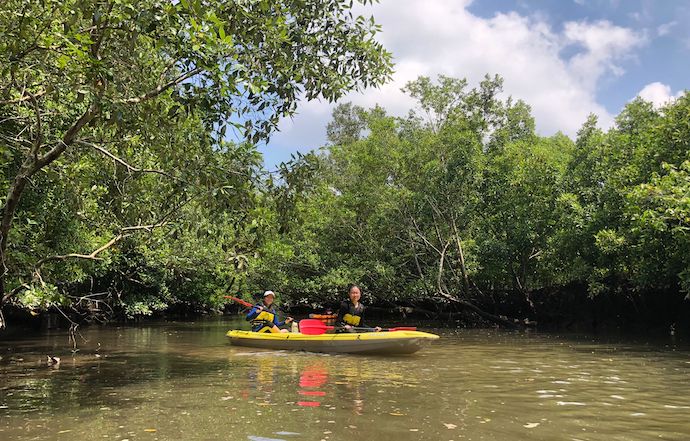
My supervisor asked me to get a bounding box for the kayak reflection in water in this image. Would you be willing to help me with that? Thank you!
[246,290,293,333]
[297,363,328,407]
[337,284,381,332]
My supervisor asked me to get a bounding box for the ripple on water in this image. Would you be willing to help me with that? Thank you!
[3,323,690,441]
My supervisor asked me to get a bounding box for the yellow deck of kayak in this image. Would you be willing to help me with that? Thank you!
[226,329,439,355]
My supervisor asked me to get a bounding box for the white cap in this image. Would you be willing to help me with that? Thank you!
[263,290,275,297]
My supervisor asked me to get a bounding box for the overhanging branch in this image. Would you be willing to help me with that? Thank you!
[33,222,166,277]
[78,140,182,182]
[118,68,202,104]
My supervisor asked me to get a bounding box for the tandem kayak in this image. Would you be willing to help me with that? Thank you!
[226,330,440,355]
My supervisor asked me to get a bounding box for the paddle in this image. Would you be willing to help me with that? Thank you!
[223,295,253,308]
[298,319,416,335]
[300,320,334,335]
[354,326,417,332]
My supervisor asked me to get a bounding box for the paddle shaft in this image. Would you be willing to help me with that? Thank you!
[223,295,253,308]
[298,319,415,334]
[349,326,417,332]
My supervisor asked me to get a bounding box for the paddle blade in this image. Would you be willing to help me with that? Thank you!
[300,327,327,335]
[299,319,333,335]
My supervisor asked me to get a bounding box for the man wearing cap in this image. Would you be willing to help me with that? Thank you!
[246,290,293,333]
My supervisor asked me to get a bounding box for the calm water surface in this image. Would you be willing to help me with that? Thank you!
[1,318,689,440]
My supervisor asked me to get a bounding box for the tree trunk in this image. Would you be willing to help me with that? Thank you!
[0,104,99,323]
[451,218,471,297]
[0,169,31,316]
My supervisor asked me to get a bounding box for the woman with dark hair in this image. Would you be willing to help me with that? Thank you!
[337,284,381,332]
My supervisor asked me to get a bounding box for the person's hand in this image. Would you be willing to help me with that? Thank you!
[374,326,382,332]
[344,324,352,330]
[285,317,293,324]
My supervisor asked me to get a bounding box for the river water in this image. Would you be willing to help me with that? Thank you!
[1,318,689,440]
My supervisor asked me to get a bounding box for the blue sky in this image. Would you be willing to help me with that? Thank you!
[469,0,689,110]
[259,0,689,168]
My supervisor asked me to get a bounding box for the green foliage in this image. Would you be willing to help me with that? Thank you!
[0,0,392,322]
[2,0,688,328]
[17,284,65,310]
[251,80,690,312]
[478,135,573,291]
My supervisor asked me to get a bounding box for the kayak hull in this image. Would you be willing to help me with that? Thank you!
[226,330,439,355]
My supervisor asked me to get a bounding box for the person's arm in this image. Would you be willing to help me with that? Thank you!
[358,305,366,328]
[273,312,285,327]
[359,306,381,331]
[246,304,262,321]
[269,305,293,327]
[336,302,349,326]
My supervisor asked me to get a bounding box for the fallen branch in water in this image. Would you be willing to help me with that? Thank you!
[436,288,534,328]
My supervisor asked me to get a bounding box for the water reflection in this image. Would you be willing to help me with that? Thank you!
[1,320,690,441]
[235,349,414,418]
[297,363,327,407]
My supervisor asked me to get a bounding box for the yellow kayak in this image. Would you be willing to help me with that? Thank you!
[226,329,440,355]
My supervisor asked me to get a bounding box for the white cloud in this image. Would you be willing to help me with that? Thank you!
[264,0,646,165]
[657,21,676,37]
[637,82,682,108]
[564,20,644,88]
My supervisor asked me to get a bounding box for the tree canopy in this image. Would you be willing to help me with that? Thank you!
[1,2,688,331]
[252,76,690,327]
[0,0,392,328]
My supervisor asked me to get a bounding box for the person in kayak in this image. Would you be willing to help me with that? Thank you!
[246,290,293,333]
[337,284,381,332]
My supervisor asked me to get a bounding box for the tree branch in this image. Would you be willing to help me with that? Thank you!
[436,240,451,294]
[78,140,182,181]
[451,217,471,296]
[410,216,441,255]
[118,68,202,104]
[438,287,524,329]
[33,223,166,273]
[2,283,31,305]
[34,235,122,268]
[27,90,43,161]
[90,1,115,59]
[0,89,47,105]
[34,103,99,170]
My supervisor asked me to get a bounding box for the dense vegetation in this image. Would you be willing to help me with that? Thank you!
[1,2,688,331]
[0,0,391,329]
[262,76,690,329]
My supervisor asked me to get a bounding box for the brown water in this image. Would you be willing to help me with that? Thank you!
[1,318,689,441]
